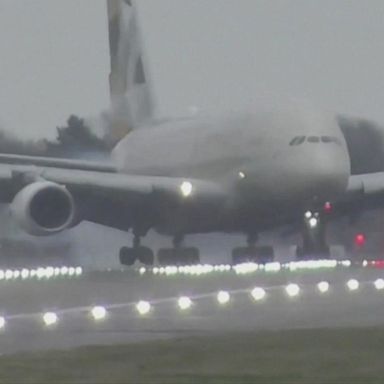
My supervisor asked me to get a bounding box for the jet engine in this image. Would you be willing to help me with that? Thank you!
[11,181,75,236]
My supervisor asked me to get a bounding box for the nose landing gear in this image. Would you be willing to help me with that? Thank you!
[296,210,330,260]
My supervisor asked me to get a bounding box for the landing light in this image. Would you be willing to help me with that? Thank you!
[238,171,246,179]
[0,317,5,330]
[304,211,312,219]
[308,217,318,229]
[180,181,193,197]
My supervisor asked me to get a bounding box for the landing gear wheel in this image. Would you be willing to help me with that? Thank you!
[137,247,155,265]
[295,245,330,260]
[119,246,136,266]
[256,246,275,263]
[119,246,154,266]
[179,247,200,265]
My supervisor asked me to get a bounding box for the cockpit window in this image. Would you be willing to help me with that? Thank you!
[307,136,320,143]
[321,136,333,143]
[290,135,342,146]
[289,136,306,146]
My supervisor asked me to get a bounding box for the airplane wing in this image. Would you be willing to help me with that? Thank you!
[0,158,226,233]
[0,153,117,173]
[347,173,384,196]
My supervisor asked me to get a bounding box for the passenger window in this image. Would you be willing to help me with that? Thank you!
[289,136,306,146]
[307,136,320,143]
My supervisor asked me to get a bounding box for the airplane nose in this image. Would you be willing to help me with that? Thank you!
[306,145,350,201]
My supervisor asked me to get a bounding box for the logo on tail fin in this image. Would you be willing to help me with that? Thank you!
[107,0,154,140]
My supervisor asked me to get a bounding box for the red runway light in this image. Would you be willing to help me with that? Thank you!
[354,233,366,247]
[323,201,333,214]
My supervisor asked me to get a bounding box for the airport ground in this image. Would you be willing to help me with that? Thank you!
[1,327,384,384]
[0,262,384,355]
[1,224,384,382]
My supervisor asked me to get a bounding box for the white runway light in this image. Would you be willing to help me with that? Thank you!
[43,312,58,326]
[374,279,384,290]
[136,301,151,315]
[317,281,330,293]
[217,290,230,305]
[285,283,300,297]
[251,287,266,301]
[178,296,192,310]
[5,270,13,280]
[91,306,107,321]
[347,279,359,291]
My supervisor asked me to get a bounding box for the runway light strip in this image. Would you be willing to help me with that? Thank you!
[3,277,384,331]
[0,266,83,283]
[136,259,360,278]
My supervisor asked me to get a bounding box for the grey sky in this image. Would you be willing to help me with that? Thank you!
[1,0,384,139]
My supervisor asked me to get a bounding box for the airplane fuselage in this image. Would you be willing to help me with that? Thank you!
[112,103,351,235]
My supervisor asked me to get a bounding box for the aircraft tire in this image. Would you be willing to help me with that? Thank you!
[137,247,155,265]
[119,246,137,266]
[179,247,200,265]
[256,246,275,263]
[295,245,331,260]
[158,247,200,265]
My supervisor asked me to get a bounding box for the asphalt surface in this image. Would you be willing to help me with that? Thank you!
[1,262,384,355]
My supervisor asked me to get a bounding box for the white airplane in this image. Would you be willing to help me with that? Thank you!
[0,0,380,266]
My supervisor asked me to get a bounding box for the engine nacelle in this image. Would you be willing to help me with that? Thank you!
[11,181,75,236]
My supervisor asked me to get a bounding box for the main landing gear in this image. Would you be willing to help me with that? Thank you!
[119,234,201,266]
[296,210,330,260]
[157,235,200,265]
[119,234,154,266]
[231,234,274,265]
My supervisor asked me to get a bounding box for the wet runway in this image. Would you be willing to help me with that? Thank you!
[1,260,384,355]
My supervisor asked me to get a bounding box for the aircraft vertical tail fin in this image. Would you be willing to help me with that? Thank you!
[107,0,154,138]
